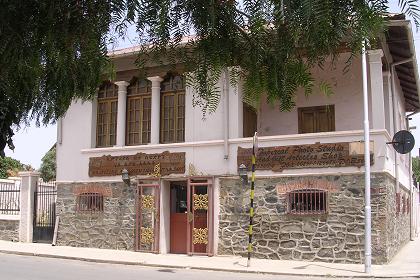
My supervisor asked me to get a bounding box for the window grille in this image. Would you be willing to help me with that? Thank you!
[287,189,327,215]
[396,193,401,215]
[407,196,410,214]
[402,195,406,214]
[76,193,104,213]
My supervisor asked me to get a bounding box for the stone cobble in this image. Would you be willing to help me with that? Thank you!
[0,219,19,242]
[56,182,136,250]
[218,173,409,264]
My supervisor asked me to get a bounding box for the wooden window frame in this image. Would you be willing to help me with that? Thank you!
[298,105,335,134]
[160,75,185,144]
[76,192,104,213]
[126,79,152,146]
[287,189,328,215]
[96,83,118,148]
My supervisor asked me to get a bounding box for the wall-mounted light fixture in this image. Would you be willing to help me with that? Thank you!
[122,169,130,185]
[238,163,248,185]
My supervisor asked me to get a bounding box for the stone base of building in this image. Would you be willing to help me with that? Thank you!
[56,182,135,250]
[218,172,410,264]
[0,220,19,242]
[55,172,410,264]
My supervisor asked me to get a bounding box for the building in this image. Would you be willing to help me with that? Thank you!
[55,16,420,264]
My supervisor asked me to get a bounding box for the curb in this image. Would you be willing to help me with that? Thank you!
[0,249,419,279]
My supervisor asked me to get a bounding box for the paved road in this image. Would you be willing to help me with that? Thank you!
[0,253,415,280]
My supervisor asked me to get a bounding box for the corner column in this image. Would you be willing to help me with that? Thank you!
[115,81,130,147]
[368,49,385,130]
[18,171,40,243]
[148,76,164,144]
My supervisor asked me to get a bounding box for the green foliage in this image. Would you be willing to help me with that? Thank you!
[39,146,56,182]
[0,1,118,156]
[0,157,23,179]
[1,0,419,155]
[135,0,388,114]
[413,157,420,182]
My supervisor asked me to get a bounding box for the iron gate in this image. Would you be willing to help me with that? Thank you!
[33,181,57,243]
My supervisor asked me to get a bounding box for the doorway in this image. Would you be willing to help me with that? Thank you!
[170,181,188,253]
[169,178,213,255]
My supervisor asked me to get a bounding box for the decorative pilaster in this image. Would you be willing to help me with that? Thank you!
[115,81,130,147]
[368,49,385,130]
[147,76,164,144]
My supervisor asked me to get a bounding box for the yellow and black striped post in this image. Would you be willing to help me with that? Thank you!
[247,132,258,267]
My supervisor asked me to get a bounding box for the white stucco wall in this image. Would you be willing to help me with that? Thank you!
[259,56,364,136]
[56,51,412,190]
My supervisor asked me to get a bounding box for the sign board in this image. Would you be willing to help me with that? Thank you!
[89,151,185,177]
[391,130,415,154]
[237,142,374,171]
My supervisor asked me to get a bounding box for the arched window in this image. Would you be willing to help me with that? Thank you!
[160,74,185,143]
[126,79,152,145]
[96,82,118,147]
[287,189,328,215]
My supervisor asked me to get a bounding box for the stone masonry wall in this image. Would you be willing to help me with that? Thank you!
[218,172,410,264]
[56,182,136,250]
[386,185,410,260]
[0,219,19,241]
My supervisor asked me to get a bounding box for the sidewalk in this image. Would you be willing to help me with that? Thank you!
[0,238,419,278]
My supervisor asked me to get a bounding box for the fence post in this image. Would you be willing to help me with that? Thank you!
[18,171,40,242]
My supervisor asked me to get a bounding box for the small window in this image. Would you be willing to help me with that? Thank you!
[406,196,410,214]
[402,195,406,214]
[287,189,327,215]
[76,193,104,213]
[396,193,401,215]
[298,105,335,134]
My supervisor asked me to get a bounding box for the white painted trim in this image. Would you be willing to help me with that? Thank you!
[0,214,20,221]
[18,171,41,177]
[80,129,392,154]
[0,179,17,183]
[56,179,123,184]
[229,129,391,144]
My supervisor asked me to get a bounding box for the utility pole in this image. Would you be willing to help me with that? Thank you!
[361,41,372,274]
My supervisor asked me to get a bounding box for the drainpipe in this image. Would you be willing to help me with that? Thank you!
[223,68,230,161]
[406,111,419,241]
[361,41,372,274]
[390,58,413,197]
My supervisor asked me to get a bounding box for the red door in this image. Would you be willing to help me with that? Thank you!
[169,178,213,255]
[170,182,188,254]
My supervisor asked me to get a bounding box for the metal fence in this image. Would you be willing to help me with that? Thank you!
[0,180,20,215]
[33,180,57,243]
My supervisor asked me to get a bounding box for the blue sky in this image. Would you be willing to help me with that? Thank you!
[4,1,420,168]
